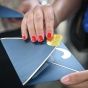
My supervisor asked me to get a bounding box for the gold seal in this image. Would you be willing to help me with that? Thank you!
[46,34,62,46]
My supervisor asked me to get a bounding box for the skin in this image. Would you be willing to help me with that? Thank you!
[8,0,39,27]
[8,1,88,88]
[20,1,88,88]
[21,0,82,42]
[61,70,88,88]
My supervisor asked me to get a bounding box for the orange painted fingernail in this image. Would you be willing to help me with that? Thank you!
[38,35,43,42]
[47,33,52,39]
[31,36,36,42]
[22,35,27,40]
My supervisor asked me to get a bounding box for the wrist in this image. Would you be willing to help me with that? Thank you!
[25,0,40,7]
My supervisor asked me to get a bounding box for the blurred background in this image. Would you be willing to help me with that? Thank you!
[0,0,88,88]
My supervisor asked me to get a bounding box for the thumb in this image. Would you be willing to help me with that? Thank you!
[60,70,88,85]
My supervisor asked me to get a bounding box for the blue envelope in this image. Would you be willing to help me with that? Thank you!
[1,38,85,86]
[0,5,23,18]
[27,42,85,85]
[1,38,56,85]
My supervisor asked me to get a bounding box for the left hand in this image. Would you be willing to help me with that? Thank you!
[60,70,88,88]
[7,0,39,27]
[21,4,58,42]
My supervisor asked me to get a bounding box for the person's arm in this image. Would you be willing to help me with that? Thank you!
[21,0,82,42]
[52,0,82,26]
[18,0,40,13]
[8,0,40,27]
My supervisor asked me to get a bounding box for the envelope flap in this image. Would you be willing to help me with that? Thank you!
[26,42,85,85]
[32,63,49,79]
[1,38,55,85]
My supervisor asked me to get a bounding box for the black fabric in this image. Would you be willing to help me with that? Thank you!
[0,41,23,88]
[0,29,21,38]
[70,0,88,51]
[0,29,22,87]
[0,29,34,88]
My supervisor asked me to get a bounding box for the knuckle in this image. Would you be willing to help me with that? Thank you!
[46,15,54,22]
[26,19,30,24]
[25,13,33,23]
[70,73,80,83]
[74,74,80,82]
[35,4,41,10]
[34,14,42,21]
[27,17,33,23]
[47,26,53,30]
[43,5,54,22]
[43,4,51,9]
[34,5,42,21]
[24,12,29,18]
[29,13,33,19]
[46,4,52,8]
[25,11,33,18]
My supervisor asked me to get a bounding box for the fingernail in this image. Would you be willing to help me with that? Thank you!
[61,75,70,84]
[31,36,36,42]
[47,33,52,39]
[22,35,27,40]
[38,35,43,42]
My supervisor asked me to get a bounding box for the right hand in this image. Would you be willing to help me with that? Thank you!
[21,4,58,42]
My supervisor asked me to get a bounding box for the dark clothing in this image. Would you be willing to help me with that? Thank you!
[0,29,34,88]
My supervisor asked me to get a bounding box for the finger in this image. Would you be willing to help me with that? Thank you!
[34,5,44,42]
[68,80,88,88]
[26,12,37,42]
[18,1,30,14]
[61,70,88,85]
[21,15,28,40]
[42,4,54,39]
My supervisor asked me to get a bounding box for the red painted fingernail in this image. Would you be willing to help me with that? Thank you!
[22,35,27,40]
[47,33,52,39]
[38,35,43,42]
[31,36,36,42]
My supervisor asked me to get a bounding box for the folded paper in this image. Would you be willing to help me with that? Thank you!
[1,38,84,86]
[1,38,56,85]
[0,5,85,86]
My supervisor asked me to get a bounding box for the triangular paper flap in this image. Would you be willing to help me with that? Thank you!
[26,42,84,85]
[32,63,49,79]
[0,5,23,18]
[1,38,55,85]
[27,62,84,85]
[48,42,84,69]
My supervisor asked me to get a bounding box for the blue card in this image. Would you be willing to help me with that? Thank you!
[0,5,23,18]
[1,38,84,86]
[27,42,84,85]
[1,38,55,85]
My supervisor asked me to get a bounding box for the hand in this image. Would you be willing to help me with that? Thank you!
[60,70,88,88]
[18,0,39,14]
[21,4,58,42]
[8,0,39,27]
